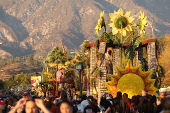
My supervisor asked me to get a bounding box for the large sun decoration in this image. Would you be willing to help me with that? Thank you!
[107,8,134,37]
[104,60,158,98]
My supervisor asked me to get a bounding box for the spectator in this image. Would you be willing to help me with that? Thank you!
[122,93,130,110]
[59,99,73,113]
[141,95,153,113]
[81,95,88,112]
[130,96,139,113]
[100,92,109,112]
[161,97,170,113]
[45,97,60,113]
[138,90,147,112]
[83,96,100,113]
[23,91,31,100]
[106,92,128,113]
[0,100,6,113]
[112,92,129,113]
[154,92,166,113]
[7,98,14,112]
[9,98,51,113]
[159,92,166,99]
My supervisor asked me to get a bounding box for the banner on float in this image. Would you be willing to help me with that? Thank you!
[31,76,41,90]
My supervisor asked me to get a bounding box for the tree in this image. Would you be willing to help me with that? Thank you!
[27,54,34,66]
[45,46,67,64]
[0,80,4,90]
[3,72,31,91]
[158,34,170,86]
[45,46,67,96]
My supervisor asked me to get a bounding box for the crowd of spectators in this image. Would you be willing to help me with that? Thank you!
[0,90,170,113]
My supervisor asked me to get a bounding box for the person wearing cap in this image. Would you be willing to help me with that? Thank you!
[23,91,31,100]
[83,96,100,113]
[0,100,6,113]
[100,92,111,113]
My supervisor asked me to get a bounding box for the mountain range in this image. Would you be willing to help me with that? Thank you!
[0,0,170,60]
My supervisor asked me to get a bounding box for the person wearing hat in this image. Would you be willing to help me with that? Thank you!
[23,91,31,100]
[100,92,111,113]
[0,100,6,113]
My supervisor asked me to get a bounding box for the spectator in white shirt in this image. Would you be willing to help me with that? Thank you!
[81,95,88,112]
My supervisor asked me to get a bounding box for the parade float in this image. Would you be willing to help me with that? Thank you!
[85,8,160,100]
[40,8,164,99]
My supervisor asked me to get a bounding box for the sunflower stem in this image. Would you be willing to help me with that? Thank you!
[120,22,123,68]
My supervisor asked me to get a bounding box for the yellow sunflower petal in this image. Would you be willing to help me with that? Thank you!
[128,17,135,23]
[108,8,134,37]
[122,29,127,36]
[140,30,143,35]
[107,21,115,28]
[125,11,131,17]
[100,10,105,18]
[142,20,147,25]
[125,25,132,31]
[109,13,116,21]
[139,11,144,19]
[112,27,119,35]
[118,8,124,16]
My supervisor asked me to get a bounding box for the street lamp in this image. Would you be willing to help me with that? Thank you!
[76,62,83,96]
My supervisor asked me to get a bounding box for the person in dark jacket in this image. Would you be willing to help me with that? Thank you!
[105,92,129,113]
[84,96,100,113]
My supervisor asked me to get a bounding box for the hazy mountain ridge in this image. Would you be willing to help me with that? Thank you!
[0,0,169,59]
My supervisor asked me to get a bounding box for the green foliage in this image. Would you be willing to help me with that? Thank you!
[3,72,31,91]
[91,78,95,83]
[45,46,67,64]
[96,52,103,60]
[64,70,73,78]
[82,40,90,51]
[39,81,54,92]
[95,38,100,48]
[42,69,56,82]
[94,69,100,77]
[125,36,141,65]
[100,32,110,43]
[99,32,120,45]
[0,80,4,90]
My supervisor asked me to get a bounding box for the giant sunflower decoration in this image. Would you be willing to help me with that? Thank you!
[95,11,105,36]
[137,11,148,35]
[104,60,158,98]
[107,8,134,37]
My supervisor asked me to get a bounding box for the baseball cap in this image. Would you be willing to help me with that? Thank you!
[23,91,30,96]
[0,100,6,105]
[103,92,108,95]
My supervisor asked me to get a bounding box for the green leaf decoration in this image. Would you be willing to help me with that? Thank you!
[125,36,141,65]
[94,69,101,77]
[91,78,96,83]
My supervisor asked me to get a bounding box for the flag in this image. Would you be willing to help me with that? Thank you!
[61,42,67,57]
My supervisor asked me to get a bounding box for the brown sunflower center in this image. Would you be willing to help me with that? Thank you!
[114,16,127,29]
